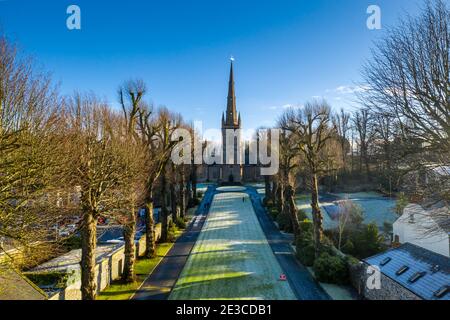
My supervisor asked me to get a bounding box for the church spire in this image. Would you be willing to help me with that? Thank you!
[225,59,238,127]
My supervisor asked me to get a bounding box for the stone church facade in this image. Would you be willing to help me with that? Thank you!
[197,61,263,184]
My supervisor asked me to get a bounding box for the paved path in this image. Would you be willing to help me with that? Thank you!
[247,187,331,300]
[131,188,215,300]
[133,185,330,300]
[169,190,296,300]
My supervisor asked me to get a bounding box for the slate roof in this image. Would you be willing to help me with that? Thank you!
[0,265,47,300]
[364,243,449,300]
[97,226,124,243]
[31,244,122,273]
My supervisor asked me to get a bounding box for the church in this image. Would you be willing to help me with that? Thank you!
[197,61,263,184]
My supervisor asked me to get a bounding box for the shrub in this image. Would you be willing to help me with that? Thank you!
[188,197,200,208]
[175,216,187,229]
[26,272,71,289]
[299,219,313,233]
[61,236,82,251]
[296,220,315,266]
[297,220,313,246]
[263,198,274,207]
[277,212,293,233]
[297,209,308,222]
[356,223,384,257]
[166,221,178,243]
[297,243,316,266]
[319,240,336,256]
[313,253,349,285]
[346,255,361,266]
[269,207,279,220]
[341,239,355,254]
[334,223,385,259]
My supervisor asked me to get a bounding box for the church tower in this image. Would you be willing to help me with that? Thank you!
[221,60,243,183]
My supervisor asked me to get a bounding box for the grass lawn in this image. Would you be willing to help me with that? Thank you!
[97,226,184,300]
[169,192,296,300]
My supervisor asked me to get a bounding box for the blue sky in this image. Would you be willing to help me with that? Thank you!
[0,0,423,130]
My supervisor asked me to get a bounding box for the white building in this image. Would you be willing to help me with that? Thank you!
[393,202,449,257]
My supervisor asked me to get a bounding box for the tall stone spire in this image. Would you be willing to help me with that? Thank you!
[225,59,238,127]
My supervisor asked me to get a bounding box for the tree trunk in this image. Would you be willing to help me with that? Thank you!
[264,176,271,201]
[145,189,156,258]
[186,175,193,205]
[170,182,178,221]
[179,167,186,218]
[272,180,278,203]
[160,169,169,243]
[122,215,136,283]
[310,173,324,258]
[81,211,97,300]
[364,152,371,182]
[191,165,198,199]
[277,182,284,215]
[286,185,300,238]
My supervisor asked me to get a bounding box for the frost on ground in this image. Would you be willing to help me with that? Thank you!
[169,192,296,300]
[296,192,397,230]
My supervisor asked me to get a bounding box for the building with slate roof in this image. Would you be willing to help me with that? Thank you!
[360,243,449,300]
[0,264,47,300]
[393,202,449,257]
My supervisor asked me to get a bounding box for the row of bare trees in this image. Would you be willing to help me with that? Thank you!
[266,0,449,257]
[0,35,198,299]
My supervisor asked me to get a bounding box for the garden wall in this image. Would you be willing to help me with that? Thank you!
[46,231,159,300]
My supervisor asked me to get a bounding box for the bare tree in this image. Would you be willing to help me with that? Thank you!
[361,0,449,232]
[0,36,64,265]
[138,106,181,256]
[362,0,449,193]
[352,108,375,181]
[63,94,124,300]
[115,80,148,282]
[333,109,351,173]
[155,108,182,242]
[276,118,301,236]
[336,199,363,250]
[283,100,337,257]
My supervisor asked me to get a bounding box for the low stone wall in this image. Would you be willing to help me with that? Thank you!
[47,231,156,300]
[47,244,126,300]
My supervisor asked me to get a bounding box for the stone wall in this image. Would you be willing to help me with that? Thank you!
[48,232,155,300]
[349,262,422,300]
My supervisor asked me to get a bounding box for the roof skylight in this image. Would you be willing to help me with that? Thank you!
[396,265,409,276]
